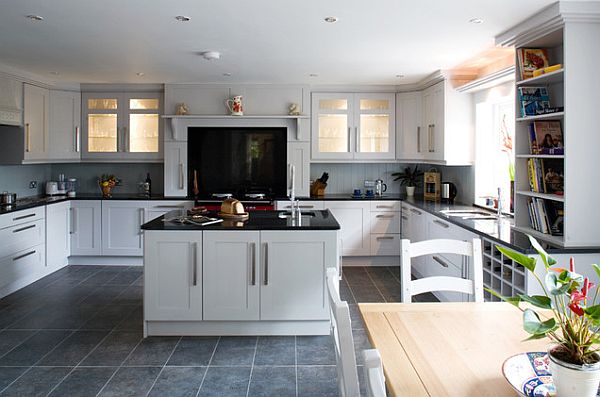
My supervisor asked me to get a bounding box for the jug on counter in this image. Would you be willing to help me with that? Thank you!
[375,179,387,196]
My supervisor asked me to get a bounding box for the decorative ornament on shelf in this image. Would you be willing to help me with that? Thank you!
[288,103,301,116]
[392,165,423,197]
[175,103,189,115]
[491,236,600,397]
[98,174,117,198]
[225,95,244,116]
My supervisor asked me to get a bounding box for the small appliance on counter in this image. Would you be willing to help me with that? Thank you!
[375,179,387,197]
[424,168,441,201]
[66,178,77,197]
[45,181,60,196]
[0,192,17,207]
[441,182,457,204]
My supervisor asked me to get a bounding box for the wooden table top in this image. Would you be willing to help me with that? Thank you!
[358,302,548,397]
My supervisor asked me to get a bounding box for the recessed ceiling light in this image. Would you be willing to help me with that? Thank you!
[309,73,319,77]
[136,72,145,77]
[175,15,191,22]
[324,16,338,23]
[223,73,232,77]
[200,51,220,60]
[395,74,405,78]
[26,15,44,21]
[469,18,484,24]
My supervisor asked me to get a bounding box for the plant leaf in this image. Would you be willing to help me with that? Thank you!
[527,235,556,267]
[519,294,553,310]
[524,333,549,341]
[584,305,600,326]
[523,309,556,335]
[591,264,600,281]
[545,272,570,295]
[497,246,536,273]
[484,288,521,307]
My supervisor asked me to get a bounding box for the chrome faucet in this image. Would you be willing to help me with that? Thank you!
[497,187,503,218]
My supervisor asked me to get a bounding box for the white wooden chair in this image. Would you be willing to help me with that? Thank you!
[400,238,484,303]
[363,349,387,397]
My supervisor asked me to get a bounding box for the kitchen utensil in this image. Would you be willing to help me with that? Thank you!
[0,192,17,206]
[193,170,200,196]
[353,189,362,196]
[375,179,387,196]
[366,189,374,197]
[441,182,457,203]
[66,178,77,197]
[225,95,244,116]
[46,181,59,196]
[424,169,441,202]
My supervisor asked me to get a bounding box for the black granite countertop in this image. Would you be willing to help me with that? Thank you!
[283,194,405,201]
[141,210,341,231]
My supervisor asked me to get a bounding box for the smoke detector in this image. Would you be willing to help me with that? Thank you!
[201,51,221,61]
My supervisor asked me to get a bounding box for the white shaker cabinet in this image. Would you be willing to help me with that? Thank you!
[23,84,50,162]
[46,201,71,270]
[144,231,202,320]
[48,90,81,162]
[325,201,370,256]
[164,141,187,197]
[287,142,310,198]
[203,231,260,320]
[396,91,424,161]
[144,201,194,223]
[70,200,102,256]
[101,201,147,256]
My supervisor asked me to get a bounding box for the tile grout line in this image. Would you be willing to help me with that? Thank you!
[363,268,390,303]
[142,336,182,396]
[195,336,221,397]
[244,337,259,397]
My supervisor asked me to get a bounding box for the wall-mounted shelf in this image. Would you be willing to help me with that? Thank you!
[516,112,564,122]
[515,154,565,159]
[512,226,564,247]
[516,191,565,202]
[515,69,564,86]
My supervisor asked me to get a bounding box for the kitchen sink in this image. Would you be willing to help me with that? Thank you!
[278,211,316,219]
[439,209,497,220]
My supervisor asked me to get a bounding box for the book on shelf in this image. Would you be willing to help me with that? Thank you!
[517,48,550,80]
[526,158,564,195]
[528,121,564,155]
[526,197,564,236]
[518,86,551,117]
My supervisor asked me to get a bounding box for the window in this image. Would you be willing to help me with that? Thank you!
[474,85,515,213]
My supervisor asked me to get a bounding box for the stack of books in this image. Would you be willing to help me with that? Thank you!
[526,198,564,236]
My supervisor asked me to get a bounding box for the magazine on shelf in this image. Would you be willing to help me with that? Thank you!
[533,121,564,155]
[527,198,563,236]
[541,158,564,195]
[517,48,550,80]
[518,86,551,117]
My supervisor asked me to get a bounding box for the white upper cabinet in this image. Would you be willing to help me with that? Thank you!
[311,93,395,161]
[82,92,162,162]
[48,90,81,162]
[23,84,49,162]
[396,91,423,161]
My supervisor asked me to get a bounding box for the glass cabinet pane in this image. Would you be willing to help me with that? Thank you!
[360,99,390,111]
[130,99,159,110]
[319,99,348,111]
[88,114,117,152]
[129,114,159,152]
[88,99,118,110]
[359,114,389,153]
[318,114,348,153]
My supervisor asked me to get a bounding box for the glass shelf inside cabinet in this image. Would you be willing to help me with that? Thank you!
[360,99,390,111]
[319,99,347,111]
[318,114,348,153]
[130,99,159,110]
[88,114,117,152]
[129,114,159,152]
[88,99,117,110]
[359,114,389,153]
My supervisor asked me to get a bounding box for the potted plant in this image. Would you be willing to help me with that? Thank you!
[392,165,423,196]
[490,236,600,397]
[99,174,117,198]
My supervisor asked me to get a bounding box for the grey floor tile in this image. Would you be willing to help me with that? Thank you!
[343,268,373,286]
[352,329,372,365]
[81,304,138,330]
[0,305,40,329]
[297,336,335,365]
[148,367,206,397]
[0,366,72,397]
[167,337,218,367]
[210,337,257,366]
[79,286,128,305]
[413,292,439,303]
[132,276,144,286]
[0,367,29,392]
[38,330,109,366]
[350,286,386,303]
[247,366,295,397]
[340,284,356,303]
[113,286,143,305]
[124,336,180,366]
[297,365,339,397]
[80,270,123,286]
[0,330,72,366]
[98,366,161,397]
[254,336,295,366]
[81,331,142,366]
[197,366,250,397]
[0,330,36,357]
[114,306,143,331]
[6,306,62,330]
[105,271,141,286]
[49,367,116,397]
[347,304,366,330]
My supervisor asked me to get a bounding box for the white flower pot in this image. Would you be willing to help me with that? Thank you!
[406,186,416,196]
[549,352,600,397]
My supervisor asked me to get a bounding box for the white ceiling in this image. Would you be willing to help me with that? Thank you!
[0,0,555,85]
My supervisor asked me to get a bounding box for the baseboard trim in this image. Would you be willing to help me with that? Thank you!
[68,256,143,266]
[145,320,330,337]
[341,256,400,267]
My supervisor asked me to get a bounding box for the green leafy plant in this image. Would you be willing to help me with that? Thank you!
[488,235,600,365]
[391,165,423,187]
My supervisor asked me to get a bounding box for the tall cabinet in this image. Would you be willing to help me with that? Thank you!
[23,84,49,162]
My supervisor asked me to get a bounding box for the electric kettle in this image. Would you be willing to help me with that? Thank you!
[375,179,387,196]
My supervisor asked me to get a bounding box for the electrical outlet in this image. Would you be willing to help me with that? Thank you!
[364,180,375,187]
[29,181,37,189]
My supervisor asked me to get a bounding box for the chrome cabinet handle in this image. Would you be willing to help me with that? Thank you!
[417,126,421,153]
[179,164,184,189]
[433,219,449,228]
[75,126,80,152]
[250,243,256,286]
[376,236,394,240]
[13,213,36,221]
[124,126,129,152]
[12,224,35,233]
[69,207,75,234]
[375,214,395,218]
[347,127,351,152]
[431,124,435,152]
[13,250,36,261]
[138,208,144,235]
[192,242,198,286]
[376,205,393,209]
[355,126,359,152]
[433,256,450,268]
[263,243,269,285]
[154,205,186,209]
[284,205,314,209]
[25,123,31,152]
[410,208,422,215]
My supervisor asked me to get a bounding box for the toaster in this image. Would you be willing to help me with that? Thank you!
[46,181,59,196]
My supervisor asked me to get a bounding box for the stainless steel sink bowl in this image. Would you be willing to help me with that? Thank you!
[439,209,497,220]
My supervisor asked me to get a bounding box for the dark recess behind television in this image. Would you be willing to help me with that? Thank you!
[188,127,287,198]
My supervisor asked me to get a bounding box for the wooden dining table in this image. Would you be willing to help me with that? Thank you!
[358,302,548,397]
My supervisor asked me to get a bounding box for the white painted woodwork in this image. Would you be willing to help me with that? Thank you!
[275,200,324,211]
[287,141,310,198]
[260,231,336,320]
[163,141,187,196]
[101,201,147,256]
[70,200,102,256]
[370,212,400,234]
[370,201,401,212]
[203,231,260,320]
[401,204,411,239]
[0,75,22,126]
[406,204,427,270]
[48,90,81,162]
[229,85,306,117]
[396,91,423,161]
[45,201,71,270]
[144,231,202,320]
[325,201,371,256]
[0,216,44,260]
[0,244,45,298]
[144,201,194,223]
[370,234,401,256]
[0,205,45,230]
[23,84,49,161]
[363,349,387,397]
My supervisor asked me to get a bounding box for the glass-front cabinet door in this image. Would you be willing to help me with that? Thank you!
[82,92,162,161]
[311,93,395,160]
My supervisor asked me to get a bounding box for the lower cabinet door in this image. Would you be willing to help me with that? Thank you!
[70,200,102,256]
[101,201,147,256]
[203,231,260,321]
[46,201,70,269]
[325,201,370,256]
[260,231,336,321]
[144,231,202,320]
[0,244,45,297]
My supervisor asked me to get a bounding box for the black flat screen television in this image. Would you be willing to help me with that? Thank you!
[187,127,287,198]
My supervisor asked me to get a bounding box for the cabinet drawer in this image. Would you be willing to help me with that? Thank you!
[0,219,45,259]
[145,201,193,223]
[0,206,45,230]
[0,244,46,292]
[370,201,401,212]
[370,234,401,256]
[370,212,401,234]
[275,201,324,210]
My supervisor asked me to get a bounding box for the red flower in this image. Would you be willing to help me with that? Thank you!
[571,290,585,304]
[570,257,575,273]
[570,302,585,316]
[582,278,594,297]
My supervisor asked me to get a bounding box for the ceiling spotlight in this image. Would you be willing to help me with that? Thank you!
[469,18,484,24]
[136,72,145,77]
[309,73,319,77]
[324,16,338,23]
[200,51,220,60]
[395,74,405,78]
[175,15,191,22]
[26,15,44,21]
[223,73,232,77]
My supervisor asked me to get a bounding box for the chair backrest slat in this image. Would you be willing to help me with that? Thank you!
[363,349,386,397]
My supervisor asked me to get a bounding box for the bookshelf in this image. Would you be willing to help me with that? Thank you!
[496,1,600,248]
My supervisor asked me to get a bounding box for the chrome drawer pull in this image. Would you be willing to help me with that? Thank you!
[433,256,450,268]
[13,213,36,221]
[376,236,394,240]
[376,214,395,218]
[13,250,36,261]
[263,243,269,285]
[410,208,422,215]
[12,224,36,233]
[376,205,393,209]
[154,205,185,209]
[433,220,449,228]
[250,243,256,286]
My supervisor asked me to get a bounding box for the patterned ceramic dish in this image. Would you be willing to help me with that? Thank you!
[502,352,600,397]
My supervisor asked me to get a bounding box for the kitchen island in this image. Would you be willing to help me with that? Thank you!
[140,210,340,337]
